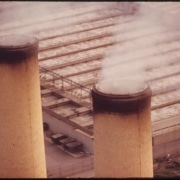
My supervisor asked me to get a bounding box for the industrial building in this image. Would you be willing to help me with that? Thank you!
[0,1,180,178]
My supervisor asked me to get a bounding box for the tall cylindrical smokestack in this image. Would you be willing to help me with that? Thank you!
[0,34,46,178]
[92,79,153,178]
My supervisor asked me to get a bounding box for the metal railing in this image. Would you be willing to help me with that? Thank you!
[39,66,92,104]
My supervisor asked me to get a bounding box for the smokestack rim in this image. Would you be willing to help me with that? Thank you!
[0,34,38,49]
[0,34,38,63]
[92,80,152,114]
[93,78,149,98]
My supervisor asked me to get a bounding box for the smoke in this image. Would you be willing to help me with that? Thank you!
[99,2,180,93]
[0,2,179,94]
[0,2,106,38]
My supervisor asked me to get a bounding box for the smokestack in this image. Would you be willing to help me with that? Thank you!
[92,79,153,178]
[0,34,46,178]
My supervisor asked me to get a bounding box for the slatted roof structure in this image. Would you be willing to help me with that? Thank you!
[0,2,180,138]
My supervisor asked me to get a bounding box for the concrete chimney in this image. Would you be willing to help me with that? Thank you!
[92,79,153,178]
[0,34,47,178]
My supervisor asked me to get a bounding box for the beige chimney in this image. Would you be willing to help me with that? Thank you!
[0,34,46,178]
[92,79,153,178]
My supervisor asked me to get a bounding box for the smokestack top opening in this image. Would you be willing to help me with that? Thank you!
[0,34,37,48]
[92,78,151,114]
[95,78,147,96]
[0,34,38,63]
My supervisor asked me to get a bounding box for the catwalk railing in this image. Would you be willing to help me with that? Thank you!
[39,66,92,105]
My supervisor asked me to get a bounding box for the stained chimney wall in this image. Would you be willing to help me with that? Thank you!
[0,35,47,178]
[92,83,153,178]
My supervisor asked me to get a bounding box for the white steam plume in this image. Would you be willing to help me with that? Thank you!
[0,2,108,37]
[99,2,180,94]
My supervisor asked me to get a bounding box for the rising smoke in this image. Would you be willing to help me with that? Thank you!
[0,2,105,37]
[0,2,179,94]
[99,2,180,94]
